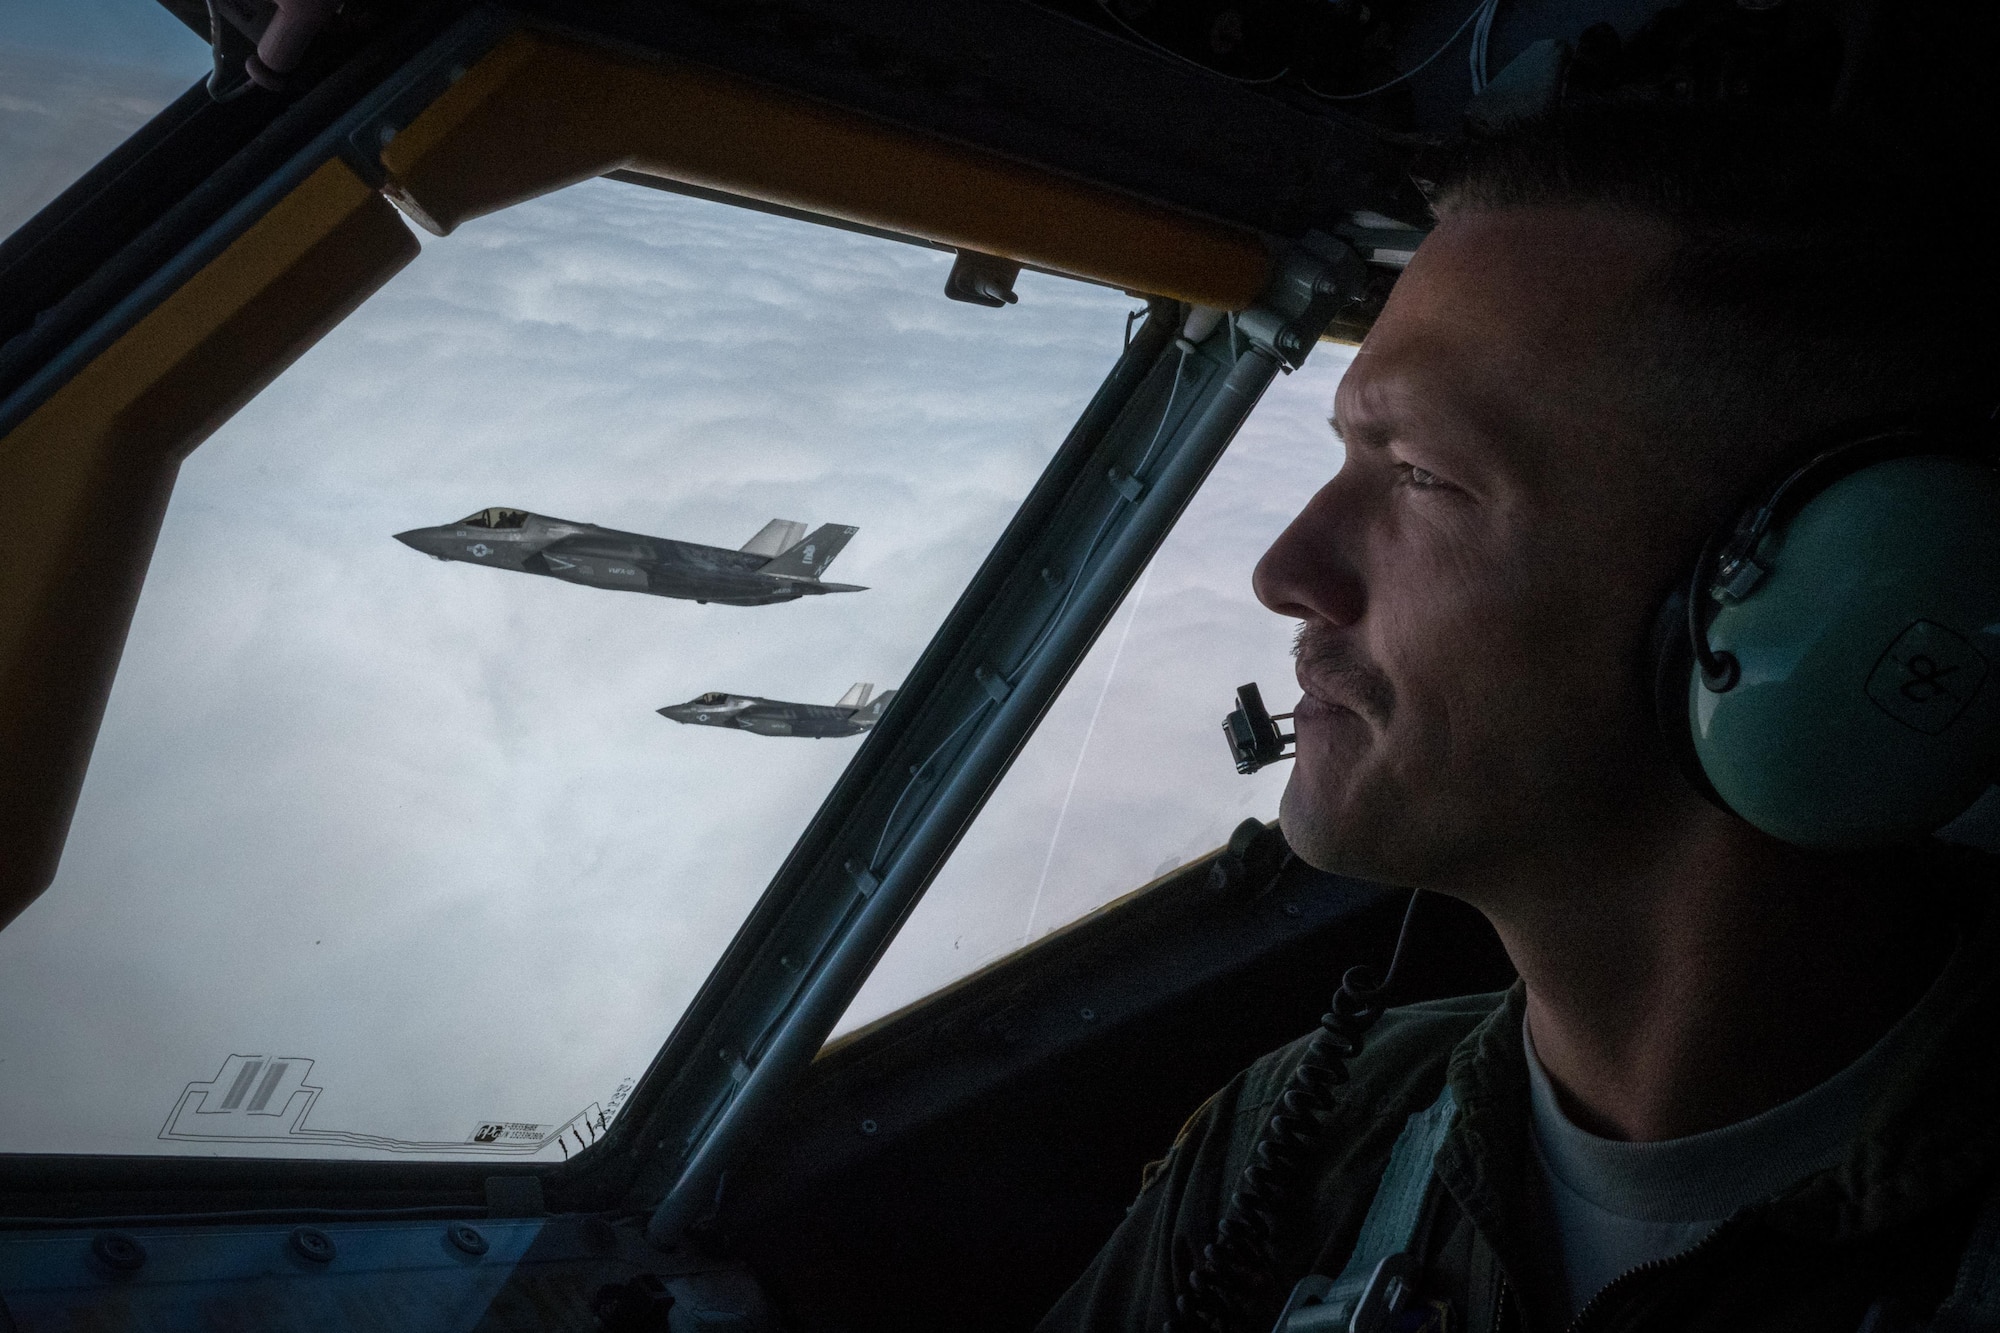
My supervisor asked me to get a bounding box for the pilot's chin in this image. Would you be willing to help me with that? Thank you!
[1277,768,1368,877]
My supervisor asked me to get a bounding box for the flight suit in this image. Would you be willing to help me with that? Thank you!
[1038,871,1999,1333]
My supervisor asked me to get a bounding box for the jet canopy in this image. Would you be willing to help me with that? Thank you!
[697,692,729,705]
[458,508,529,529]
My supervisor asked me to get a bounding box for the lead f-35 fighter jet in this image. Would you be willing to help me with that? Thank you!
[659,683,896,737]
[394,511,863,606]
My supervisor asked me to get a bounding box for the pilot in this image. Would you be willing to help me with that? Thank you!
[1040,106,2000,1331]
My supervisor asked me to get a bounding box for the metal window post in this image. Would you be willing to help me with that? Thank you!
[642,234,1366,1247]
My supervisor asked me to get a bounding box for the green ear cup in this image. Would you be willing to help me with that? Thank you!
[1692,455,2000,848]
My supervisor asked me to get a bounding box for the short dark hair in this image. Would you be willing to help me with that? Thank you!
[1431,106,1999,470]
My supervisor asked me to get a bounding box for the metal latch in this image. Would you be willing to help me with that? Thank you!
[945,251,1022,307]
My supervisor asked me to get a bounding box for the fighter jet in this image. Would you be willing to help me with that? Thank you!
[659,683,896,738]
[394,511,863,606]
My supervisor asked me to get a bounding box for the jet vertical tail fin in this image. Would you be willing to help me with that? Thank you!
[855,689,896,722]
[759,523,857,580]
[741,519,808,559]
[835,683,873,710]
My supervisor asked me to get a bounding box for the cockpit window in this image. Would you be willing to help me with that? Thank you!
[837,346,1357,1037]
[0,5,208,245]
[698,692,729,705]
[0,176,1133,1159]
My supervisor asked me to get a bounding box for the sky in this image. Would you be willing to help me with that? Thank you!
[0,3,1354,1159]
[0,0,210,239]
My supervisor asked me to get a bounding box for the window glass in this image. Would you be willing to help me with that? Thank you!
[0,1,209,240]
[837,345,1355,1037]
[0,177,1133,1156]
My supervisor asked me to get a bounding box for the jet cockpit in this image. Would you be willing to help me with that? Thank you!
[460,507,531,529]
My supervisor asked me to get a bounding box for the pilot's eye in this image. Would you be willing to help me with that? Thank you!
[1395,462,1449,491]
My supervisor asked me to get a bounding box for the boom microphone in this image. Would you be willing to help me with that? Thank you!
[1223,682,1295,774]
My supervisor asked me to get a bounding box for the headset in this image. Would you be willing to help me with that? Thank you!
[1228,407,2000,849]
[1648,405,2000,849]
[1204,410,2000,1329]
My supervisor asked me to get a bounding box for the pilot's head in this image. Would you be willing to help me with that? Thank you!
[1254,107,1997,899]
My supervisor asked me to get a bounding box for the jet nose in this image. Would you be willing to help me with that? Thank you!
[394,528,448,559]
[657,705,691,724]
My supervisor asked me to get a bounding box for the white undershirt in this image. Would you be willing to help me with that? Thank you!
[1521,975,1948,1322]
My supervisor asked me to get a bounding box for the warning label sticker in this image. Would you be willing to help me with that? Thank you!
[467,1121,553,1145]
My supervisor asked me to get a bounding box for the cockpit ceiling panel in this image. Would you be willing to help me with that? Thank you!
[375,32,1273,311]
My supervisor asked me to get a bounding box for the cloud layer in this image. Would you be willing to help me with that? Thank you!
[0,177,1162,1156]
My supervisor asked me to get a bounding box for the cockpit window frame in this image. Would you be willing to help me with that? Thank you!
[0,9,1366,1224]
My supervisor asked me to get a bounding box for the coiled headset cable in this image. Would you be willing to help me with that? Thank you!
[1165,889,1425,1333]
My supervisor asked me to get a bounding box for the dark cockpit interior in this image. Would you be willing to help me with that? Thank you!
[0,1,1994,1330]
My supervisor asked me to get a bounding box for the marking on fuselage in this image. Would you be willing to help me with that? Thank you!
[467,543,491,557]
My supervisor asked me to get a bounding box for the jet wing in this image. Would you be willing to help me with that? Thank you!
[542,532,656,562]
[534,534,652,590]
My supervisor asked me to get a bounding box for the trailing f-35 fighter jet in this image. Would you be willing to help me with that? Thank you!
[659,683,896,738]
[394,510,863,606]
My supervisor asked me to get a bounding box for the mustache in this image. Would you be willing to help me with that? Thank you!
[1292,623,1396,726]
